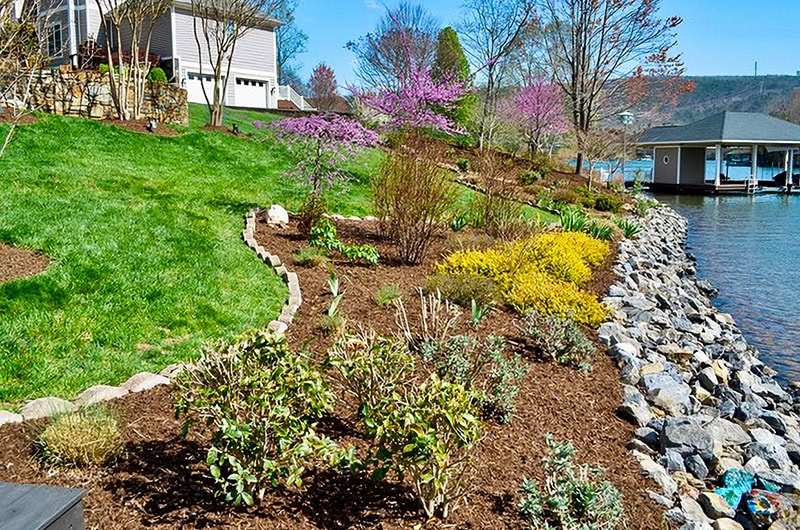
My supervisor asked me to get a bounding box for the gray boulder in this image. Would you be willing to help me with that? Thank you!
[661,419,715,461]
[746,443,793,470]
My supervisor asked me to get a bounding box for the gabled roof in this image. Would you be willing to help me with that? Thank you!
[639,111,800,146]
[171,0,282,28]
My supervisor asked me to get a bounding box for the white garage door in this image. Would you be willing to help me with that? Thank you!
[185,72,219,105]
[234,77,268,109]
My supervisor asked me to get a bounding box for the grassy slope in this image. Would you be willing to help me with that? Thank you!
[0,106,374,402]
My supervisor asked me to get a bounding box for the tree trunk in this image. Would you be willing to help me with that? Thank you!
[575,151,584,175]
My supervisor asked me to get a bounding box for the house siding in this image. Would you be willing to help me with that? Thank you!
[118,14,173,59]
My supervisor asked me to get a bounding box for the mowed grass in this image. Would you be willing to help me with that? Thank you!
[0,108,374,402]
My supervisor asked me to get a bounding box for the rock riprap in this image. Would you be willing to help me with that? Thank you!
[602,205,800,529]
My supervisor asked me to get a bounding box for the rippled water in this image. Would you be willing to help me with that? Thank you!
[656,193,800,382]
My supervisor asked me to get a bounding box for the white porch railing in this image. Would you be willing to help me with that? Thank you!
[278,85,316,111]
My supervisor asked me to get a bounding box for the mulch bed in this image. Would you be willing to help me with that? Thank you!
[103,118,182,136]
[0,110,39,125]
[0,216,664,529]
[0,244,49,284]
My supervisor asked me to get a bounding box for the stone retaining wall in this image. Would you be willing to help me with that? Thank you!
[27,69,188,125]
[604,205,800,529]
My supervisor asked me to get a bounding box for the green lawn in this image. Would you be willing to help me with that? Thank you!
[0,107,374,402]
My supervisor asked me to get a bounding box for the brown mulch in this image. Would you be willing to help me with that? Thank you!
[0,110,39,125]
[0,217,663,529]
[103,118,182,136]
[0,243,49,284]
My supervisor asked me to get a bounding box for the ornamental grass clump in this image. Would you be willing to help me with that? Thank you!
[175,331,345,506]
[518,435,625,530]
[36,405,124,468]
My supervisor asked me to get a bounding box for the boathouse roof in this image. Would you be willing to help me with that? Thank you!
[639,111,800,146]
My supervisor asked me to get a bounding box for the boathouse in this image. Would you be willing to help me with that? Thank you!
[639,111,800,193]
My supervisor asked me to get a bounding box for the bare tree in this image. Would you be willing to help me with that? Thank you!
[0,0,53,158]
[307,63,337,112]
[94,0,172,120]
[538,0,690,174]
[347,3,439,90]
[275,0,306,85]
[191,0,280,127]
[459,0,535,149]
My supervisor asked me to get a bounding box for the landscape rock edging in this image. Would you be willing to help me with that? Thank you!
[603,205,800,529]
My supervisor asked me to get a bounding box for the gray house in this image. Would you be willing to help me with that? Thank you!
[38,0,298,110]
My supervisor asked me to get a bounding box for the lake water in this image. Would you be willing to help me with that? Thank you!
[655,193,800,382]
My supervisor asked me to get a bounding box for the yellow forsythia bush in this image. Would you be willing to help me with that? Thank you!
[434,232,609,326]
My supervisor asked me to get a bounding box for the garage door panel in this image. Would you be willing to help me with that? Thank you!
[235,77,268,109]
[185,72,219,105]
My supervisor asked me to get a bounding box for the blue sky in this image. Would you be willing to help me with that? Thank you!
[293,0,800,86]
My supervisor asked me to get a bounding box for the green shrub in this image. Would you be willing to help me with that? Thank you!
[298,194,328,237]
[420,334,528,424]
[98,63,117,75]
[593,195,623,213]
[615,217,643,239]
[553,188,579,206]
[529,153,554,175]
[175,331,343,505]
[635,199,658,217]
[517,310,595,370]
[327,328,414,416]
[519,435,625,530]
[148,67,168,83]
[365,374,483,519]
[520,169,544,185]
[293,247,328,268]
[375,284,402,307]
[456,158,471,172]
[427,272,498,308]
[450,212,469,232]
[37,405,123,467]
[309,218,380,265]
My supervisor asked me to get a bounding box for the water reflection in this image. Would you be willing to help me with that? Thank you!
[656,193,800,382]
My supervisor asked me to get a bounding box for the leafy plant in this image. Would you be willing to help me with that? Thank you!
[450,212,469,232]
[593,195,623,213]
[310,218,380,265]
[147,66,168,83]
[364,374,483,519]
[518,435,625,530]
[559,208,588,233]
[321,267,345,334]
[615,217,643,239]
[586,221,614,241]
[470,299,491,328]
[427,272,499,308]
[293,247,328,268]
[36,405,124,468]
[340,244,380,265]
[175,331,343,505]
[420,334,528,423]
[327,327,414,416]
[327,265,341,297]
[635,199,658,217]
[375,284,402,307]
[298,194,328,237]
[517,310,595,370]
[520,169,545,185]
[456,158,471,172]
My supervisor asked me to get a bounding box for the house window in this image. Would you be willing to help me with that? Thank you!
[47,24,63,58]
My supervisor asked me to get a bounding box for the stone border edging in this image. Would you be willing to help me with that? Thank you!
[0,205,305,428]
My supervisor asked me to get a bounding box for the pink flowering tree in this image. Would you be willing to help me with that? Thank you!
[267,114,380,197]
[502,76,568,156]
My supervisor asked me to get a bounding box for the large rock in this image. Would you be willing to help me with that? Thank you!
[0,410,23,426]
[705,418,750,447]
[75,385,129,406]
[632,450,679,498]
[698,492,736,519]
[121,372,170,393]
[757,470,800,494]
[643,373,693,416]
[746,443,793,471]
[266,204,290,225]
[21,397,76,420]
[712,519,743,530]
[662,419,716,462]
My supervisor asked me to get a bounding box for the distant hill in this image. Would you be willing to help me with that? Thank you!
[655,75,800,125]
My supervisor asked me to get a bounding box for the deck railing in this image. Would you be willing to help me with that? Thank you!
[278,85,316,111]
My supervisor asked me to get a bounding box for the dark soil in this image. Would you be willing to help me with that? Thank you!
[0,217,663,529]
[0,244,50,284]
[103,118,182,136]
[0,110,39,125]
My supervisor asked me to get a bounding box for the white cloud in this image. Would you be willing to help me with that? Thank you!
[364,0,380,9]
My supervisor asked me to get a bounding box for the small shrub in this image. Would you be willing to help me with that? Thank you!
[471,154,533,241]
[293,247,328,268]
[298,194,328,236]
[148,67,168,83]
[319,313,345,334]
[635,199,658,217]
[517,310,595,370]
[340,244,380,264]
[420,334,528,424]
[519,435,625,530]
[572,186,597,209]
[375,284,402,307]
[37,405,123,467]
[365,374,483,519]
[528,153,554,176]
[503,273,607,328]
[309,218,380,265]
[559,208,588,233]
[450,212,469,232]
[587,222,614,241]
[553,188,579,205]
[594,195,623,213]
[98,63,117,75]
[520,169,545,186]
[327,328,414,415]
[175,331,343,505]
[427,272,498,308]
[615,217,643,239]
[395,289,460,349]
[456,158,471,172]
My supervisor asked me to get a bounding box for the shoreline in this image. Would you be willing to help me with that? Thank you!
[604,204,800,528]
